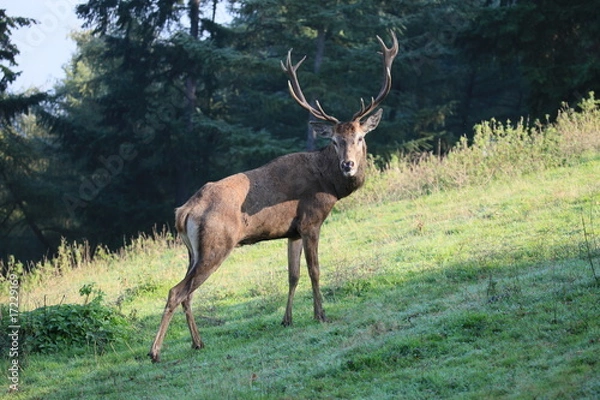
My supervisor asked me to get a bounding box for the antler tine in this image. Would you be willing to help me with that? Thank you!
[352,30,399,121]
[281,49,340,124]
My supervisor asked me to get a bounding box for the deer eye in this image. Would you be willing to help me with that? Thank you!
[357,136,364,143]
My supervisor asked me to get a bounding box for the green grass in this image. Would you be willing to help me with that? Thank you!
[2,96,600,398]
[2,154,599,399]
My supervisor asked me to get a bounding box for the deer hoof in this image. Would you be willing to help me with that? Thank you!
[192,342,204,350]
[148,352,160,363]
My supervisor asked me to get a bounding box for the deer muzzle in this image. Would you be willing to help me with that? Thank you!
[340,160,356,177]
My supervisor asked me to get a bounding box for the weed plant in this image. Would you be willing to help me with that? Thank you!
[0,283,129,356]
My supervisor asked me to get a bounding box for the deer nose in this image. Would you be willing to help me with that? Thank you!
[341,160,355,173]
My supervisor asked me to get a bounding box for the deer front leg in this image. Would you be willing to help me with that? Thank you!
[303,231,328,323]
[282,238,302,326]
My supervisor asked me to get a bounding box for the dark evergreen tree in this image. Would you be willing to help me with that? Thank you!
[461,0,600,117]
[228,0,492,156]
[52,0,294,250]
[0,10,66,262]
[6,0,599,263]
[230,0,406,151]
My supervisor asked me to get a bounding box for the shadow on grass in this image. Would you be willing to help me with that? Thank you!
[9,240,599,399]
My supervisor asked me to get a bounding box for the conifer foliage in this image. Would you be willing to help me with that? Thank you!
[1,1,598,263]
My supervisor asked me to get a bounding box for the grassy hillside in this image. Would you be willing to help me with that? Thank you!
[1,96,600,398]
[1,156,598,399]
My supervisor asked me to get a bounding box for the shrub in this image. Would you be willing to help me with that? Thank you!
[554,92,600,158]
[1,284,129,355]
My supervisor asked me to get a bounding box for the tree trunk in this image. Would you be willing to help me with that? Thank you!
[176,0,201,206]
[306,27,328,151]
[2,172,52,252]
[211,0,218,22]
[461,67,476,134]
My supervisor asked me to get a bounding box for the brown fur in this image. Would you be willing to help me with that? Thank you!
[149,116,381,362]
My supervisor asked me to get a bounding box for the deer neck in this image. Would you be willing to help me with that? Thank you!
[318,144,366,200]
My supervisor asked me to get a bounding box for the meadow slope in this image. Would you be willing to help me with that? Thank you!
[2,154,599,399]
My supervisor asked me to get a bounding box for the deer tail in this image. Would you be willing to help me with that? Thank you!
[175,206,189,235]
[175,206,199,272]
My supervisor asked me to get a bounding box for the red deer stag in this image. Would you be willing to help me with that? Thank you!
[149,32,398,362]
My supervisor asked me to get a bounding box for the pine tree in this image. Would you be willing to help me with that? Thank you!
[52,0,294,249]
[0,10,63,261]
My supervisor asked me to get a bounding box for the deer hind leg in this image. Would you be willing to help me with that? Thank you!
[149,218,236,362]
[149,275,196,363]
[149,255,230,362]
[181,244,203,350]
[282,238,303,326]
[303,230,328,323]
[182,291,203,350]
[149,239,197,362]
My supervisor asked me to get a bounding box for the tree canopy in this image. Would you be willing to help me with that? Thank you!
[1,9,54,261]
[1,0,598,263]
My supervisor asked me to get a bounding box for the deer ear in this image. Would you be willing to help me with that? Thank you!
[310,122,334,139]
[360,108,383,134]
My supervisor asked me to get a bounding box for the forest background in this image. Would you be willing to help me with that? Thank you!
[1,0,599,264]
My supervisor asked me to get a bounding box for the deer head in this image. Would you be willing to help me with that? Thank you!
[281,31,399,177]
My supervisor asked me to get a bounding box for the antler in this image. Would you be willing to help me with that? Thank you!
[351,30,399,121]
[281,31,398,124]
[281,51,340,124]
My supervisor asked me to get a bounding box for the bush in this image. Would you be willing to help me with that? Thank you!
[554,92,600,158]
[1,284,129,355]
